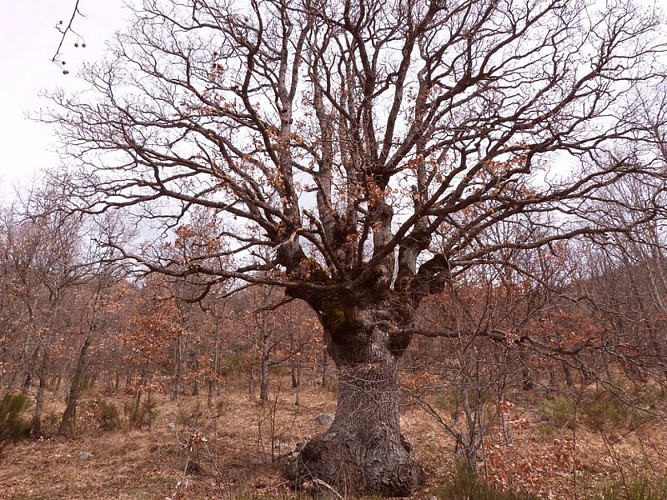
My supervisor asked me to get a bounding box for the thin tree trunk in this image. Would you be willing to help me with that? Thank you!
[320,347,329,387]
[30,337,55,435]
[520,351,534,391]
[59,333,92,436]
[171,336,183,401]
[290,360,300,389]
[259,314,271,403]
[293,357,301,406]
[290,329,300,389]
[21,343,41,395]
[248,360,255,396]
[208,337,219,408]
[207,379,214,409]
[31,372,47,435]
[259,355,270,402]
[21,372,32,394]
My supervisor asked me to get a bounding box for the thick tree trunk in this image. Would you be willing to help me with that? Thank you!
[288,360,423,496]
[287,300,423,497]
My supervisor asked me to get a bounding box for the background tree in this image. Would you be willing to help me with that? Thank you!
[45,0,666,495]
[2,194,88,434]
[58,266,126,436]
[242,285,321,403]
[0,186,127,435]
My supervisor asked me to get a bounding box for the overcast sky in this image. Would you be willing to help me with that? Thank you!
[0,0,127,202]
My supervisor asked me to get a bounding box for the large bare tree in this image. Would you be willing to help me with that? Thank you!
[46,0,666,495]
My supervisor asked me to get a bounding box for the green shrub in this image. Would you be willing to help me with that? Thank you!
[43,410,60,433]
[654,385,667,401]
[215,398,230,414]
[433,392,458,412]
[591,475,667,500]
[539,391,652,432]
[538,396,576,428]
[220,354,247,377]
[581,392,651,431]
[93,398,121,431]
[79,375,96,394]
[177,399,204,427]
[534,422,557,443]
[434,461,537,500]
[124,399,159,430]
[0,392,32,445]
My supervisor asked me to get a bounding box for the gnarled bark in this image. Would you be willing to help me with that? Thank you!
[287,298,423,497]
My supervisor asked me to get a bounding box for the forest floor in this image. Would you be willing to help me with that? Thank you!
[1,374,667,499]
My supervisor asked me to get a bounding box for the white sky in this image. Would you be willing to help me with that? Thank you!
[0,0,127,202]
[0,0,662,206]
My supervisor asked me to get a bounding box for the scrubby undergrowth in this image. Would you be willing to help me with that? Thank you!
[1,375,666,499]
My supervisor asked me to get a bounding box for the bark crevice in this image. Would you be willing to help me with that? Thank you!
[286,307,424,497]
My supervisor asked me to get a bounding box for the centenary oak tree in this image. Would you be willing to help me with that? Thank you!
[46,0,666,495]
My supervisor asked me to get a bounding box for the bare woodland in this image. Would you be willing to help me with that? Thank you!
[2,0,667,497]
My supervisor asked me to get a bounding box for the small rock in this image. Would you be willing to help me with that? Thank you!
[424,431,436,440]
[311,378,323,386]
[166,422,176,432]
[314,413,334,426]
[79,451,93,460]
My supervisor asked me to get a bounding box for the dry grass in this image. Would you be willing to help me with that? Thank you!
[1,376,666,499]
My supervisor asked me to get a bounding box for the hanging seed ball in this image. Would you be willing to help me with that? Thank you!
[74,43,79,48]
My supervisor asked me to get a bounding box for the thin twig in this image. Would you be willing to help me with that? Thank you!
[52,0,83,66]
